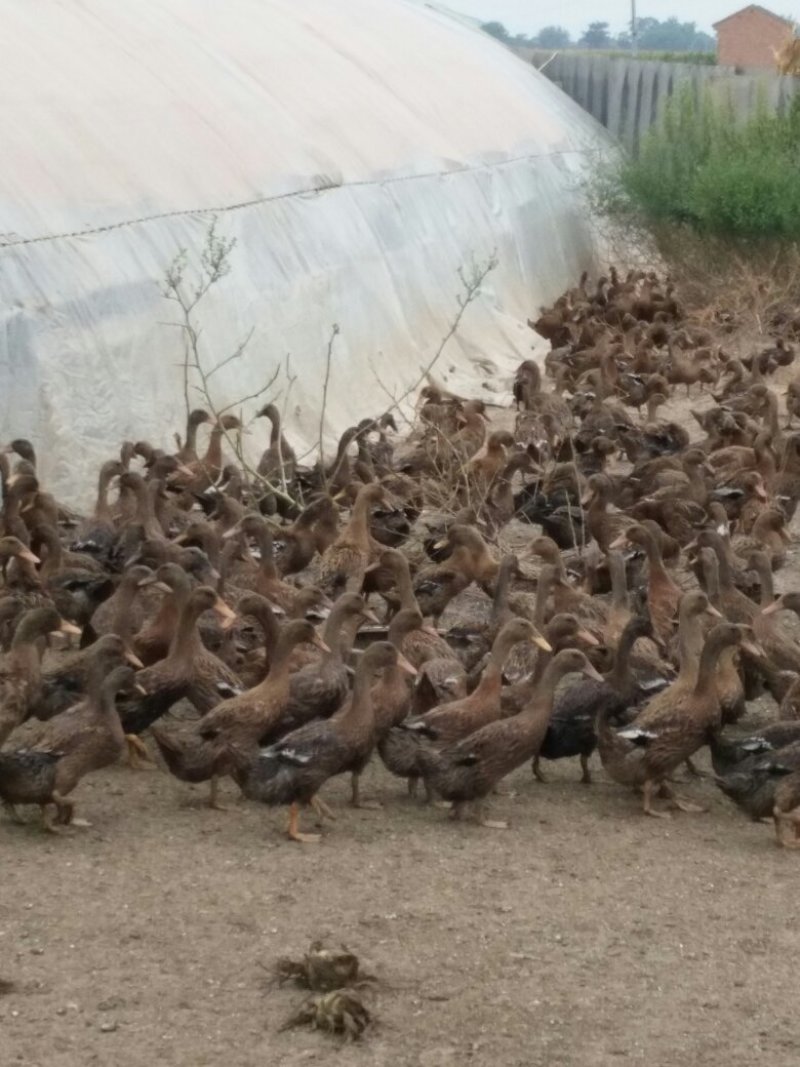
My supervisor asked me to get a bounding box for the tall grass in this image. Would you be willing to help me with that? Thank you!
[592,86,800,238]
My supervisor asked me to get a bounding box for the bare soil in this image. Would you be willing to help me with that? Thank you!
[3,351,800,1066]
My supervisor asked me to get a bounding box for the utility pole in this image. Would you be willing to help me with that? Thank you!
[631,0,638,55]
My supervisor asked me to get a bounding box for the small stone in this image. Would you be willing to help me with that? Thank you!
[99,1020,118,1033]
[97,997,125,1012]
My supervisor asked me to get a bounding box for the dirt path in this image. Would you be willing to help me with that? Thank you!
[2,745,799,1067]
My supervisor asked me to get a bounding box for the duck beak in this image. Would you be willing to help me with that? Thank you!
[780,527,792,544]
[579,491,592,507]
[125,650,145,669]
[134,683,148,696]
[577,628,600,646]
[609,534,627,551]
[221,527,240,541]
[176,463,195,478]
[531,633,553,652]
[213,598,237,629]
[706,605,724,619]
[755,485,768,501]
[19,547,40,564]
[361,608,380,625]
[583,664,605,683]
[422,625,440,636]
[761,599,782,616]
[172,533,188,545]
[312,633,331,653]
[397,652,418,676]
[54,620,82,637]
[433,538,448,550]
[741,639,764,658]
[147,580,173,594]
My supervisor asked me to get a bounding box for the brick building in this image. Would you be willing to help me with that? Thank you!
[713,5,794,69]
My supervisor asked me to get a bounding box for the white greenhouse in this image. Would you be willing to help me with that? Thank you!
[0,0,610,507]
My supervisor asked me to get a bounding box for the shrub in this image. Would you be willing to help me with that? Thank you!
[592,86,800,238]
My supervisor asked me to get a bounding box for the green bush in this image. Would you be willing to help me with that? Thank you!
[593,87,800,238]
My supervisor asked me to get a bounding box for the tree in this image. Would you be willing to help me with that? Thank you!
[536,25,571,48]
[637,18,715,52]
[580,22,612,49]
[481,21,510,43]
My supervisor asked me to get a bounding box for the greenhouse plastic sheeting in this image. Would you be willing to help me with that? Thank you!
[0,0,611,508]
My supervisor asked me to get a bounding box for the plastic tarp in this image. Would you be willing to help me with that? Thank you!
[0,0,611,508]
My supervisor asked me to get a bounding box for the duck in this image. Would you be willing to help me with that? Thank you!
[420,650,602,827]
[271,496,338,576]
[256,402,297,488]
[233,642,415,842]
[412,525,496,624]
[89,564,157,648]
[611,524,683,645]
[534,615,666,785]
[17,664,139,830]
[379,619,551,798]
[70,458,126,563]
[318,483,385,594]
[36,634,141,722]
[0,607,82,745]
[118,586,240,736]
[151,619,327,809]
[175,409,212,464]
[273,593,376,740]
[714,744,800,826]
[598,623,755,817]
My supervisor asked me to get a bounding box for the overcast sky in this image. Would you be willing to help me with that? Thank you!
[444,1,757,37]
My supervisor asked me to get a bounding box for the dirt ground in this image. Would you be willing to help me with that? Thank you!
[3,347,800,1067]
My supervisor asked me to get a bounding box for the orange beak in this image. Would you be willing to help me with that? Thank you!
[125,650,145,669]
[213,598,237,629]
[312,633,332,653]
[396,652,418,676]
[19,547,40,565]
[52,620,81,637]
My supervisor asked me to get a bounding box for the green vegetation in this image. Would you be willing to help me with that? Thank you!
[592,87,800,239]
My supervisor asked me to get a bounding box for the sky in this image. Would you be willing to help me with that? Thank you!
[443,0,760,37]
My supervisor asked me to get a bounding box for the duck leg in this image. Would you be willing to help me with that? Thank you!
[126,734,154,770]
[683,757,706,779]
[579,753,592,785]
[660,781,706,814]
[3,801,25,825]
[474,801,508,830]
[407,776,419,799]
[642,779,670,818]
[40,803,63,834]
[773,807,800,848]
[350,772,382,809]
[209,775,229,811]
[287,802,321,844]
[310,796,337,822]
[532,756,548,783]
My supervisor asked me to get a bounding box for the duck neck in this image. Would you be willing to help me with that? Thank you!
[95,468,116,524]
[202,426,225,477]
[392,559,418,612]
[693,633,731,699]
[323,608,358,660]
[753,556,775,607]
[253,526,278,581]
[339,661,375,730]
[491,558,515,626]
[608,552,629,613]
[609,622,641,690]
[345,490,375,547]
[169,601,206,663]
[38,529,63,578]
[184,415,202,459]
[519,657,568,729]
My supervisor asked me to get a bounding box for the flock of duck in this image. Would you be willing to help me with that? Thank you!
[3,267,800,847]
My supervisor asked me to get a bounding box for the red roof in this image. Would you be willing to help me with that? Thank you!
[713,4,794,29]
